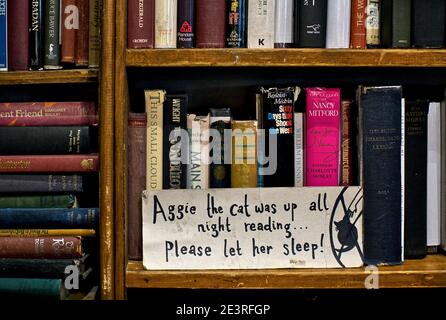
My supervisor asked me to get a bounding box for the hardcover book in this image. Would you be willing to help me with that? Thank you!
[154,0,177,48]
[412,0,445,48]
[340,100,357,186]
[231,120,257,188]
[350,0,367,48]
[75,0,89,66]
[196,0,226,48]
[187,114,210,189]
[44,0,62,69]
[0,278,67,300]
[61,0,78,64]
[441,99,446,252]
[29,0,44,70]
[209,108,231,188]
[392,0,411,48]
[295,0,327,48]
[0,174,84,193]
[0,195,77,208]
[305,88,341,186]
[274,0,293,48]
[226,0,247,48]
[88,0,102,68]
[326,0,351,48]
[248,0,275,48]
[359,86,403,265]
[128,0,154,48]
[0,0,6,71]
[294,112,304,187]
[366,0,380,47]
[177,0,195,48]
[7,0,29,70]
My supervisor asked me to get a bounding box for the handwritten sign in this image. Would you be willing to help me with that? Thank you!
[143,187,363,270]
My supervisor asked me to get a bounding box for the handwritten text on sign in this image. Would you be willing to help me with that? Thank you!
[143,187,363,269]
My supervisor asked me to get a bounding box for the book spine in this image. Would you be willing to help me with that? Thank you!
[294,112,304,187]
[305,88,341,186]
[296,0,327,48]
[360,86,402,265]
[412,0,445,48]
[128,0,154,48]
[0,126,91,155]
[274,0,293,48]
[442,98,446,252]
[145,90,164,191]
[0,0,7,70]
[0,154,99,173]
[226,0,247,48]
[247,0,275,48]
[340,100,356,186]
[0,195,76,208]
[44,0,62,69]
[163,95,187,189]
[61,0,77,64]
[177,0,195,48]
[366,0,380,47]
[380,0,392,48]
[392,0,410,48]
[29,0,44,70]
[187,114,210,189]
[0,174,84,193]
[0,257,86,278]
[261,87,297,187]
[326,0,351,48]
[127,113,146,260]
[0,237,83,259]
[404,100,428,259]
[0,101,97,126]
[350,0,367,48]
[75,0,89,66]
[256,93,264,187]
[7,0,29,70]
[209,108,232,188]
[231,120,258,188]
[88,0,101,68]
[154,0,177,48]
[196,0,226,48]
[0,208,98,229]
[0,278,63,299]
[0,229,95,237]
[427,102,441,247]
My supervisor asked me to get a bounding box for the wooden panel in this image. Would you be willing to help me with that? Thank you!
[0,69,98,85]
[126,255,446,289]
[99,0,115,300]
[126,49,446,68]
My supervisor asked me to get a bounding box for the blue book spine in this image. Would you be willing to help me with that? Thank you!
[0,208,99,228]
[0,0,7,70]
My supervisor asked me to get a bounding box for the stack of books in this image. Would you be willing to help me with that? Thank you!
[0,101,100,300]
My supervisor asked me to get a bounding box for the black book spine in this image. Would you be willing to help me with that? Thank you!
[380,0,392,48]
[0,126,91,155]
[44,0,61,69]
[177,0,195,48]
[0,174,84,193]
[0,257,86,278]
[412,0,445,48]
[29,0,44,70]
[163,95,187,189]
[226,0,247,48]
[392,0,411,48]
[359,86,403,265]
[404,100,428,259]
[209,108,231,188]
[261,87,296,187]
[295,0,327,48]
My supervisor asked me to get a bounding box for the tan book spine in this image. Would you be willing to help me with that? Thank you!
[154,0,177,48]
[88,0,101,68]
[231,120,258,188]
[0,229,95,237]
[145,90,165,190]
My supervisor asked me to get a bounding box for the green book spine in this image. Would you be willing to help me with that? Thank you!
[0,195,76,208]
[0,278,64,300]
[392,0,411,48]
[44,0,62,69]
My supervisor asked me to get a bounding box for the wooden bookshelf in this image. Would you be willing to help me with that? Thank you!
[126,255,446,289]
[0,69,99,85]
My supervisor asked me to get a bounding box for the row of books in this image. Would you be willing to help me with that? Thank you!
[0,0,101,72]
[128,0,446,50]
[0,101,100,300]
[127,85,446,266]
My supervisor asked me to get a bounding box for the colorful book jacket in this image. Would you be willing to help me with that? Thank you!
[0,0,6,70]
[177,0,195,48]
[0,195,77,208]
[0,208,98,229]
[226,0,247,48]
[0,174,84,193]
[128,0,155,49]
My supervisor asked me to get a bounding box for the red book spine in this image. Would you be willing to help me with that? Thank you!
[0,154,99,173]
[0,102,97,126]
[7,0,29,70]
[127,113,146,260]
[196,0,226,48]
[75,0,89,66]
[0,236,84,258]
[128,0,155,48]
[350,0,367,48]
[341,100,354,186]
[61,0,77,64]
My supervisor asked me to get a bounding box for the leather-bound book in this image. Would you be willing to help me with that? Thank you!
[75,0,89,66]
[61,0,77,64]
[128,0,155,49]
[196,0,226,48]
[7,0,29,70]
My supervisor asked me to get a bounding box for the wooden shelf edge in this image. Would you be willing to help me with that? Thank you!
[126,255,446,289]
[0,69,99,85]
[126,49,446,68]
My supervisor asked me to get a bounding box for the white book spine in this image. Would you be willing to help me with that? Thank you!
[326,0,352,48]
[427,102,441,247]
[274,0,293,46]
[248,0,275,48]
[441,98,446,251]
[294,112,304,187]
[187,114,210,189]
[154,0,177,48]
[400,98,405,261]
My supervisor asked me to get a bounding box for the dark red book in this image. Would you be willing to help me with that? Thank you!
[0,154,99,173]
[61,0,77,64]
[127,113,146,260]
[350,0,366,48]
[127,0,154,48]
[75,0,89,66]
[196,0,226,48]
[7,0,29,70]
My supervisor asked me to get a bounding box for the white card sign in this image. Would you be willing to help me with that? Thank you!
[143,187,364,270]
